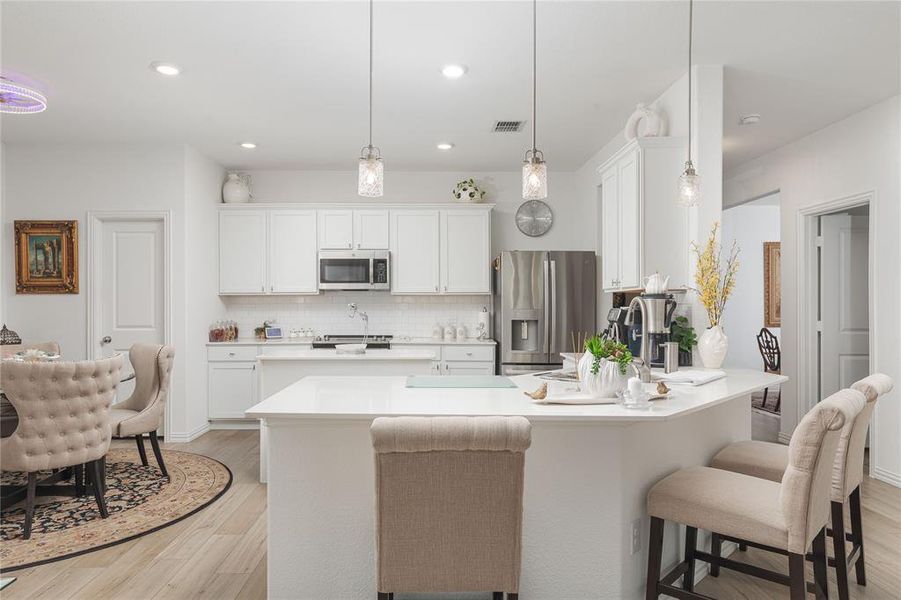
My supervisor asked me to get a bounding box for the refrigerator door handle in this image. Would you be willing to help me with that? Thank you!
[543,259,550,356]
[549,260,557,354]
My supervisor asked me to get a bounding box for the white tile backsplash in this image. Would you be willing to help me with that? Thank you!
[222,292,491,338]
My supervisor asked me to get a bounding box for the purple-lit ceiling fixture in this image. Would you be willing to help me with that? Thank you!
[357,0,383,197]
[0,77,47,114]
[677,0,700,207]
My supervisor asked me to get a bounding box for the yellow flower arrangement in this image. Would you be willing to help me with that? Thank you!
[691,221,739,327]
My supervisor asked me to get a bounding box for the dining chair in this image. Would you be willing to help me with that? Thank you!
[371,416,531,600]
[709,373,893,599]
[0,355,124,539]
[756,328,781,411]
[645,387,863,600]
[109,344,175,479]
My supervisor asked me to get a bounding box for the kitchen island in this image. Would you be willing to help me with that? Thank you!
[246,369,786,600]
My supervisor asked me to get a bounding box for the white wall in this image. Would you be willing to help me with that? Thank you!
[721,196,781,369]
[243,169,593,255]
[1,142,225,442]
[724,95,901,485]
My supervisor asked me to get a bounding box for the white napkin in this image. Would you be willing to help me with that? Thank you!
[653,369,727,386]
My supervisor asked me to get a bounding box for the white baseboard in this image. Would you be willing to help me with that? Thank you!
[693,540,739,585]
[209,420,260,430]
[872,467,901,488]
[166,423,210,443]
[778,431,792,445]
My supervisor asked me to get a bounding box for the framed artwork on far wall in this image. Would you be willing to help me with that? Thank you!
[14,220,79,294]
[763,241,781,327]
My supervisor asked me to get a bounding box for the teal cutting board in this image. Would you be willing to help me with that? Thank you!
[406,376,517,389]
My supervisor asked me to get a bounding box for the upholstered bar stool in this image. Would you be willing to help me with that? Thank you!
[645,388,863,600]
[710,373,893,599]
[370,416,531,600]
[0,355,124,538]
[109,344,175,479]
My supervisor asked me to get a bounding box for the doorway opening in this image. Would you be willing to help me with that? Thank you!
[799,192,875,462]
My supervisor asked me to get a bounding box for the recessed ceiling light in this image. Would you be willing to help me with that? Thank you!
[437,143,455,151]
[739,113,761,126]
[239,142,257,149]
[441,64,467,79]
[150,62,181,76]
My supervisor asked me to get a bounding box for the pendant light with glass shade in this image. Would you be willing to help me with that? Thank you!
[677,0,700,207]
[522,0,547,200]
[358,0,383,197]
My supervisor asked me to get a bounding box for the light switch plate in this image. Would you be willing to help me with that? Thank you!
[630,519,642,555]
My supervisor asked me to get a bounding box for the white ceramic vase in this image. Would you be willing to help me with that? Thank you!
[698,325,728,369]
[222,173,252,204]
[578,353,629,398]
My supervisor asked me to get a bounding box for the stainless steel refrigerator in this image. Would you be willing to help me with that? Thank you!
[493,251,597,375]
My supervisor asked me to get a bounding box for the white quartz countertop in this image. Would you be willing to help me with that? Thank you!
[391,337,496,345]
[256,349,437,361]
[246,369,787,423]
[207,338,315,346]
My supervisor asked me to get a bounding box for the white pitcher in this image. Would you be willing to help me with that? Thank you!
[222,172,253,203]
[644,273,670,294]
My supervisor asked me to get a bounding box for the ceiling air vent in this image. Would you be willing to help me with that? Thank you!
[493,120,525,133]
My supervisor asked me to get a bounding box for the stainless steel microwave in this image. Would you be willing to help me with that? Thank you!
[318,250,390,290]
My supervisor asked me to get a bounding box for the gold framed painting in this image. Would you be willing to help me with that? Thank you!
[763,241,780,327]
[14,220,79,294]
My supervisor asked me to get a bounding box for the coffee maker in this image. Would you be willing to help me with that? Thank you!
[602,306,630,345]
[624,293,677,368]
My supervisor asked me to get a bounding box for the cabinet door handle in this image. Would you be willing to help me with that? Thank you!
[261,284,265,292]
[356,243,360,249]
[434,285,438,292]
[444,285,448,292]
[466,352,473,356]
[348,243,352,248]
[270,285,273,292]
[252,364,256,371]
[228,352,235,357]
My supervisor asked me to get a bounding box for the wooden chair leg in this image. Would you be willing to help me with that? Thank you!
[831,500,850,600]
[762,386,769,408]
[148,431,169,479]
[507,594,518,600]
[74,463,85,496]
[646,516,664,600]
[849,486,866,586]
[739,542,748,551]
[812,527,829,599]
[88,459,109,518]
[135,435,149,466]
[774,386,782,413]
[709,532,722,577]
[683,526,698,591]
[23,472,38,540]
[493,593,504,600]
[789,552,807,600]
[376,593,390,600]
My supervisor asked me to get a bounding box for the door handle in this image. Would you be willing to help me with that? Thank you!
[101,336,112,345]
[549,260,557,354]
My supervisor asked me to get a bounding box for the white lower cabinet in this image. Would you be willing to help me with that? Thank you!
[399,343,496,376]
[443,361,495,376]
[208,361,257,419]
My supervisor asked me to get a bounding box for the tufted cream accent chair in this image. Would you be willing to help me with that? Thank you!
[371,416,531,600]
[109,344,175,479]
[1,341,61,357]
[1,354,124,539]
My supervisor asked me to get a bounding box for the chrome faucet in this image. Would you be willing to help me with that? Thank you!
[624,297,652,382]
[347,303,369,343]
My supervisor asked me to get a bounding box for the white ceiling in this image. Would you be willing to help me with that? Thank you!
[2,1,898,172]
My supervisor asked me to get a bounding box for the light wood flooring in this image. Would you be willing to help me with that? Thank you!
[3,430,900,600]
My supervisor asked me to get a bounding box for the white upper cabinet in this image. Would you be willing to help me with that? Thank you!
[353,210,389,249]
[598,138,687,292]
[269,210,318,294]
[390,210,441,293]
[220,211,267,294]
[318,210,354,249]
[441,210,491,293]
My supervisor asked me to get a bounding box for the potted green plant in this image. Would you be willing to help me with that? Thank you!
[670,315,697,366]
[577,335,636,397]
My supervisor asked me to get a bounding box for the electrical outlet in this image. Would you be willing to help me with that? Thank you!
[630,518,642,555]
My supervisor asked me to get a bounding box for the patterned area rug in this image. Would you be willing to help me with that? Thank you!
[0,448,232,572]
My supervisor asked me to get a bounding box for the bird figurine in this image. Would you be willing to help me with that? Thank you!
[524,382,548,400]
[656,381,670,396]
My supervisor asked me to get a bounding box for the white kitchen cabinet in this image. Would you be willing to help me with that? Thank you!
[441,210,491,293]
[208,361,257,419]
[442,361,495,376]
[220,211,267,294]
[318,210,354,249]
[269,210,318,293]
[353,210,389,249]
[597,138,688,292]
[390,210,441,293]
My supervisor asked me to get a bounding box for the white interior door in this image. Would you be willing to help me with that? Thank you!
[819,213,869,399]
[95,218,166,403]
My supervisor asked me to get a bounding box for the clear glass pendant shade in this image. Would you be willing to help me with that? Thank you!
[522,155,547,200]
[677,163,701,207]
[358,151,383,197]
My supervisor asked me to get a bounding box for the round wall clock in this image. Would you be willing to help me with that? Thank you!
[515,200,553,237]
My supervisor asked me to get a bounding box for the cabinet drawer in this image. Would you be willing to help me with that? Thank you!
[442,345,494,362]
[208,346,259,361]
